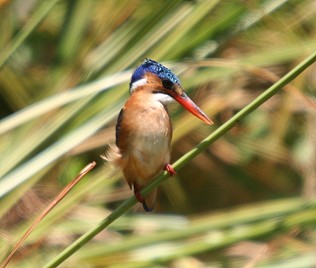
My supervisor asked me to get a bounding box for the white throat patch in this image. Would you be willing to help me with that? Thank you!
[130,78,147,93]
[153,93,175,105]
[130,77,175,105]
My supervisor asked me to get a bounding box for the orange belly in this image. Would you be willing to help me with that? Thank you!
[122,129,171,186]
[112,89,173,210]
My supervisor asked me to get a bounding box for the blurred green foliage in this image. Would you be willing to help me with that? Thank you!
[0,0,316,267]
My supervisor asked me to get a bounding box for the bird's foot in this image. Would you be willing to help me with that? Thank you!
[134,187,153,212]
[164,164,176,175]
[134,191,145,204]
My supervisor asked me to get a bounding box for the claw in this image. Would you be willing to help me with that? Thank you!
[134,186,153,212]
[164,164,176,175]
[134,190,145,203]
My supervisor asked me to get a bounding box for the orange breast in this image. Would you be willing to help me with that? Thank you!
[117,90,172,187]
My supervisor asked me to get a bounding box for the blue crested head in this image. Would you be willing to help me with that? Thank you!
[130,59,181,92]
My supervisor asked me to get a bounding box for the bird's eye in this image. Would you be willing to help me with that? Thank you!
[162,79,174,90]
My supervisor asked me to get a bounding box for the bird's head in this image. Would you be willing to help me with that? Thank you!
[130,59,213,125]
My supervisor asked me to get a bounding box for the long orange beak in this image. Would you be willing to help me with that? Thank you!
[172,92,213,125]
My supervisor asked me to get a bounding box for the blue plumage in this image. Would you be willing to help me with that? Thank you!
[130,59,180,91]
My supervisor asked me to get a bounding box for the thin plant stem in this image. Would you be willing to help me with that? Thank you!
[1,162,96,268]
[44,49,316,268]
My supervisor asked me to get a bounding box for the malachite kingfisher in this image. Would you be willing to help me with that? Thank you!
[105,59,213,212]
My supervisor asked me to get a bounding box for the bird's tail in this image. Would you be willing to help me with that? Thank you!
[102,144,157,212]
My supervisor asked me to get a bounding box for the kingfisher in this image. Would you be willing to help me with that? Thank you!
[105,59,213,212]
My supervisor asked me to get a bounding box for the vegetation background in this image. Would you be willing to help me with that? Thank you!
[0,0,315,267]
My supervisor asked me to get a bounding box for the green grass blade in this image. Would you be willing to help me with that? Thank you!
[0,72,129,135]
[0,0,60,69]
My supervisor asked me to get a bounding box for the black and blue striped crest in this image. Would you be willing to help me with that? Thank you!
[130,59,180,91]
